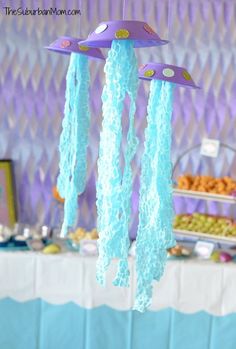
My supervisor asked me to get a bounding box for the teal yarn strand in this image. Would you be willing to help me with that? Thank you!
[96,40,138,286]
[134,80,176,312]
[57,53,90,237]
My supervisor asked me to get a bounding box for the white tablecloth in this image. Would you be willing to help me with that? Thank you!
[0,251,236,316]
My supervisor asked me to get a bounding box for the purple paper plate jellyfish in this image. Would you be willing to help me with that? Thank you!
[135,63,200,311]
[46,37,104,236]
[80,21,168,289]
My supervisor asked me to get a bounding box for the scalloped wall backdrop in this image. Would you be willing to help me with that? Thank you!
[1,0,236,236]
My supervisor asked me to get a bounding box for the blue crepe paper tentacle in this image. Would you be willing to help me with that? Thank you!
[96,40,138,286]
[134,80,176,312]
[57,53,90,237]
[113,60,139,287]
[57,54,77,198]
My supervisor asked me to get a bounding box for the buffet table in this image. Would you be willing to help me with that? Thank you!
[0,252,236,349]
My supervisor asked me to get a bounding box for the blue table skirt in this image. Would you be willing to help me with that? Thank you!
[0,298,236,349]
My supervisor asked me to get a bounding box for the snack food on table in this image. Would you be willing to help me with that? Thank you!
[168,244,191,257]
[210,251,232,263]
[176,174,236,195]
[219,252,232,263]
[68,228,86,242]
[69,227,99,244]
[43,243,61,254]
[211,251,220,262]
[174,213,236,237]
[28,239,45,251]
[90,228,99,239]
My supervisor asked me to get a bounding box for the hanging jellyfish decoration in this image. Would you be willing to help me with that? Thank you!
[45,37,104,236]
[135,63,200,311]
[80,21,168,288]
[46,23,200,312]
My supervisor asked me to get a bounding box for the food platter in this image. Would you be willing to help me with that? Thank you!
[173,188,236,204]
[174,228,236,244]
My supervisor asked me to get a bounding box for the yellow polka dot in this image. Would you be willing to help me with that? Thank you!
[182,70,192,81]
[115,29,130,39]
[144,69,155,77]
[78,45,89,51]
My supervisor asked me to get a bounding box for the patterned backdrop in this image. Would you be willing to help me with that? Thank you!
[0,0,236,236]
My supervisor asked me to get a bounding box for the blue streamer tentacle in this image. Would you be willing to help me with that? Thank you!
[57,54,77,198]
[57,53,90,236]
[134,80,176,312]
[96,40,138,286]
[113,63,139,287]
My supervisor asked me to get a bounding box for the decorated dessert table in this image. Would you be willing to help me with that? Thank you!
[0,251,236,349]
